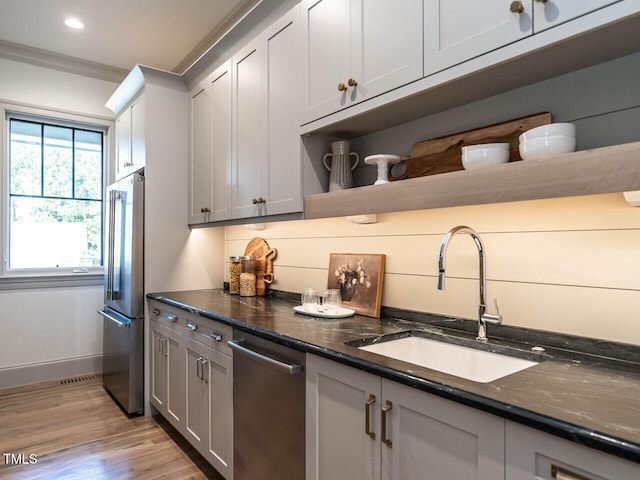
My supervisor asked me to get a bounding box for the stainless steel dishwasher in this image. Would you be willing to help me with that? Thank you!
[228,330,305,480]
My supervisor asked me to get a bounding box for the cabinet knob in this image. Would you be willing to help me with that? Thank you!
[510,1,524,13]
[338,82,347,92]
[252,197,266,205]
[200,207,211,213]
[348,78,358,87]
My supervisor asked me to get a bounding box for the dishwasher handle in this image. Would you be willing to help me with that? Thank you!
[228,339,304,375]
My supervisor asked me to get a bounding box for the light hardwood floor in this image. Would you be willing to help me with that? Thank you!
[0,376,222,479]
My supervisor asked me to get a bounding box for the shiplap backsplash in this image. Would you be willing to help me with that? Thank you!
[226,193,640,345]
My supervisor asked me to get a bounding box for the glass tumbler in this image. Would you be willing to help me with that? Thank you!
[301,288,319,312]
[323,289,341,314]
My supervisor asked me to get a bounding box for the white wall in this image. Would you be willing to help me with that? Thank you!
[0,58,121,387]
[0,57,117,118]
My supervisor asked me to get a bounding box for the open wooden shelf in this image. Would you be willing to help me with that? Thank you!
[303,142,640,219]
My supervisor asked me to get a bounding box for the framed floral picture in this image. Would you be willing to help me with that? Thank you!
[327,253,386,317]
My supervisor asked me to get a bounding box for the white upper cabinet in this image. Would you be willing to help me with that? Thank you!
[533,0,622,32]
[424,0,533,76]
[233,5,303,219]
[115,96,146,180]
[188,5,302,224]
[301,0,423,124]
[232,40,265,219]
[188,61,233,224]
[261,6,303,216]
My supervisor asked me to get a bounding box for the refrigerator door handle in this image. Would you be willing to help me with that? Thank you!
[106,189,116,301]
[98,309,130,328]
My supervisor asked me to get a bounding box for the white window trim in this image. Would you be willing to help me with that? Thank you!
[1,101,114,287]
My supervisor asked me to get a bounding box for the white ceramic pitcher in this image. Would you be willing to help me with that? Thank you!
[322,140,360,192]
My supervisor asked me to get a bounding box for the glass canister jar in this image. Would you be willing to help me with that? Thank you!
[239,256,256,297]
[229,256,242,294]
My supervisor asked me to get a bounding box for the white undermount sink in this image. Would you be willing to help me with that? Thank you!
[358,336,539,383]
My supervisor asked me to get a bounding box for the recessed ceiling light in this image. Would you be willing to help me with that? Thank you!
[64,17,84,30]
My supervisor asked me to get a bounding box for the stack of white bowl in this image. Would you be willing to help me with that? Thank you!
[519,123,576,160]
[461,143,510,170]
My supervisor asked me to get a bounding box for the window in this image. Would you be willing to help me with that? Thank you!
[8,117,104,271]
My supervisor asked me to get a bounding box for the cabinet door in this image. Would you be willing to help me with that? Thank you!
[533,0,622,33]
[306,354,381,480]
[130,96,145,172]
[424,0,533,76]
[205,347,233,479]
[301,0,352,123]
[185,337,233,479]
[381,379,505,480]
[232,41,264,218]
[262,5,302,216]
[165,331,184,426]
[185,342,209,452]
[350,0,423,102]
[115,107,131,180]
[210,62,233,222]
[188,61,233,224]
[188,82,212,223]
[506,421,640,480]
[150,323,167,412]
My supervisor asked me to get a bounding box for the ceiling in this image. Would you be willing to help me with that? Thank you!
[0,0,252,78]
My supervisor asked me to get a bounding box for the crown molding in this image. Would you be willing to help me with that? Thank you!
[0,40,128,84]
[175,0,263,75]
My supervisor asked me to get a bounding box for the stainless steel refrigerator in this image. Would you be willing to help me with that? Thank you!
[98,169,144,414]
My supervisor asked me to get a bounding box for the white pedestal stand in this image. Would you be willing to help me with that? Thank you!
[364,154,402,185]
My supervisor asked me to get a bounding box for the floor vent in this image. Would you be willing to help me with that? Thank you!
[59,374,99,385]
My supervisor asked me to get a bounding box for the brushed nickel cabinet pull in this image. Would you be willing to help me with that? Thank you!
[381,401,392,448]
[200,359,208,383]
[365,394,376,439]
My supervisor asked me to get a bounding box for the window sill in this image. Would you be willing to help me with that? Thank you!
[0,273,103,290]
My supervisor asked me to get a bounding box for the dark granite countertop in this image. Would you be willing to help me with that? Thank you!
[148,289,640,464]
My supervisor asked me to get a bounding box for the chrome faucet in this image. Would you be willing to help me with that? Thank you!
[437,226,502,342]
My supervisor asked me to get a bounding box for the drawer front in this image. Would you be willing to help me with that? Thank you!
[148,300,233,355]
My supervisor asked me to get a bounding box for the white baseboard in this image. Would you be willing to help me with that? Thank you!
[0,355,104,389]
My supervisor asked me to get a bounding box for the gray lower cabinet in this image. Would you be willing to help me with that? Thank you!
[305,354,505,480]
[307,353,640,479]
[184,336,233,479]
[506,421,640,480]
[149,301,233,480]
[150,319,185,430]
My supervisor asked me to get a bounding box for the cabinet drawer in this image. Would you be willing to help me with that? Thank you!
[506,421,640,480]
[148,301,232,355]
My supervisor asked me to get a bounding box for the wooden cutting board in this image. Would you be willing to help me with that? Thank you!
[389,112,552,181]
[244,237,278,296]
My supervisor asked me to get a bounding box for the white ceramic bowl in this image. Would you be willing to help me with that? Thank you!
[519,123,575,143]
[461,143,510,170]
[519,135,576,160]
